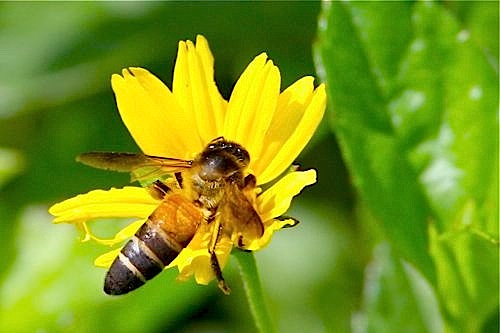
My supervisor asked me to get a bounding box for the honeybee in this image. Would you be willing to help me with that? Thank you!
[77,137,264,295]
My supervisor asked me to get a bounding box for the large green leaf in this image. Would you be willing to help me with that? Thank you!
[315,1,498,330]
[354,243,443,333]
[315,1,434,281]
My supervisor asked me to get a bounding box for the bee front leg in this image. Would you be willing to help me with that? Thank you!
[148,180,172,200]
[243,174,256,189]
[209,221,231,295]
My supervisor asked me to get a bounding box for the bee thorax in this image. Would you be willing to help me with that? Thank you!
[190,173,224,209]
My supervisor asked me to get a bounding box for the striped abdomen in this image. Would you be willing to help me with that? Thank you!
[104,194,204,295]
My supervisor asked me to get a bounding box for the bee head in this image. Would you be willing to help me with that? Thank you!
[197,138,250,181]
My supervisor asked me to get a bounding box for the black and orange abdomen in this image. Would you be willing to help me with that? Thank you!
[104,194,204,295]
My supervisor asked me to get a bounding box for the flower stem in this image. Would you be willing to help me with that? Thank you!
[233,250,276,333]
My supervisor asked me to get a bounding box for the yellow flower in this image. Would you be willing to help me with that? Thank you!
[49,35,326,289]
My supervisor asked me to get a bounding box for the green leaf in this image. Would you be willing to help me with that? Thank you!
[354,243,443,333]
[430,225,498,332]
[315,1,498,330]
[315,1,434,282]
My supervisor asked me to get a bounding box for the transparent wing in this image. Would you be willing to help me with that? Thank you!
[220,183,264,248]
[77,152,193,182]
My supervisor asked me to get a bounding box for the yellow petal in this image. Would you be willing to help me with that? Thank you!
[251,77,314,182]
[173,36,227,145]
[223,53,281,161]
[175,237,233,285]
[245,218,296,251]
[168,222,233,285]
[257,169,317,221]
[93,219,146,267]
[194,35,228,131]
[111,68,197,159]
[89,219,145,246]
[49,187,158,223]
[95,248,121,268]
[255,82,326,184]
[168,222,211,269]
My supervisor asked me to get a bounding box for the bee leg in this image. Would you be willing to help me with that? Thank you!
[243,174,256,189]
[210,251,231,295]
[175,172,183,189]
[148,180,172,200]
[237,235,245,248]
[209,222,231,295]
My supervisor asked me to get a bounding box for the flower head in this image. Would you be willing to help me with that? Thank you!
[49,35,326,290]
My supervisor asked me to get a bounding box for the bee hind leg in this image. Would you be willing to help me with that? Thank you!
[175,172,184,189]
[209,222,231,295]
[210,251,231,295]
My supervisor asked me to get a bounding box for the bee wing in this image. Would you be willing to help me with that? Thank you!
[77,152,192,181]
[220,183,264,248]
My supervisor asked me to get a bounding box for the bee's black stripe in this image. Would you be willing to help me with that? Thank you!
[134,236,164,268]
[117,253,147,282]
[121,237,163,280]
[104,255,145,295]
[136,221,182,266]
[104,221,184,295]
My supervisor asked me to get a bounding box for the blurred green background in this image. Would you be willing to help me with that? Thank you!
[0,2,498,333]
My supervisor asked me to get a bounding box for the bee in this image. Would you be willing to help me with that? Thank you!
[77,137,263,295]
